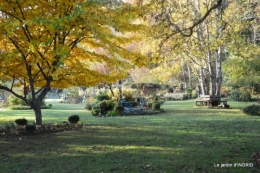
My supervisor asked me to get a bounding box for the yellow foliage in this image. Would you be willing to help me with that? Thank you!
[0,0,148,89]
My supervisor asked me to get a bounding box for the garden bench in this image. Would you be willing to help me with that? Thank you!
[196,100,205,106]
[195,95,228,108]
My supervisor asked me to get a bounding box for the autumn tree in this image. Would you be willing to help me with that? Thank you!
[144,0,254,97]
[0,0,147,125]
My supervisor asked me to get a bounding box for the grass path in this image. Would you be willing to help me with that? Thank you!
[0,100,260,173]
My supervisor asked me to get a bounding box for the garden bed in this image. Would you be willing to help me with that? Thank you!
[0,123,83,136]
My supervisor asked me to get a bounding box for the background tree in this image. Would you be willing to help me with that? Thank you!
[129,67,159,83]
[143,0,260,97]
[91,62,117,97]
[223,0,260,95]
[223,55,260,95]
[0,0,147,125]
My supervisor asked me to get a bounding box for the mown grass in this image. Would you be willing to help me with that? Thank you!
[0,100,260,173]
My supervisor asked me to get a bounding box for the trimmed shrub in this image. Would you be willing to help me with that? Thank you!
[168,87,174,93]
[95,93,110,102]
[25,125,36,133]
[152,102,160,110]
[99,100,116,114]
[192,93,198,99]
[114,105,124,115]
[68,115,80,124]
[92,106,101,116]
[15,118,28,126]
[242,104,260,116]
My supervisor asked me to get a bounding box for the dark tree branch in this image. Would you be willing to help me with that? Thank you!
[166,0,223,38]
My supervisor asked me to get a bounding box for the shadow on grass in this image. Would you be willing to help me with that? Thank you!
[1,114,260,173]
[1,101,260,172]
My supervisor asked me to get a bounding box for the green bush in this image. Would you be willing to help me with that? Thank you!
[168,87,174,93]
[15,118,28,126]
[122,90,134,102]
[182,94,189,100]
[68,115,80,124]
[230,90,241,101]
[9,97,26,106]
[10,105,31,110]
[242,104,260,116]
[230,89,251,101]
[85,103,92,111]
[114,105,124,115]
[192,93,198,99]
[186,88,192,95]
[152,102,160,110]
[95,93,110,102]
[239,90,251,101]
[92,106,101,116]
[99,100,116,113]
[25,125,36,133]
[147,102,153,108]
[107,110,119,116]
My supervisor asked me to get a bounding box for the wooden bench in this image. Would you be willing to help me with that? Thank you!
[196,100,228,107]
[196,95,228,107]
[196,100,205,106]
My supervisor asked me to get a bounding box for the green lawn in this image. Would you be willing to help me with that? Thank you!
[0,100,260,173]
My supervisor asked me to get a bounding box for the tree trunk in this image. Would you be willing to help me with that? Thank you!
[214,0,227,96]
[181,64,188,90]
[187,62,192,88]
[215,47,223,96]
[92,87,96,96]
[108,84,114,97]
[198,67,206,95]
[33,102,43,125]
[29,77,51,125]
